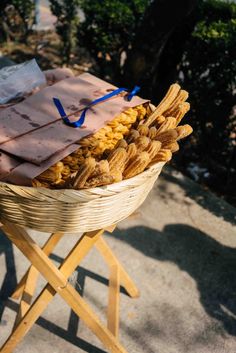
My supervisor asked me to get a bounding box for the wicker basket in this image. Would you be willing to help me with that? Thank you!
[0,162,165,233]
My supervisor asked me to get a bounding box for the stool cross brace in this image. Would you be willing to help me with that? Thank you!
[0,221,139,353]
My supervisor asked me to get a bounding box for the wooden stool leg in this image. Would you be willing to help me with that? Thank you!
[1,223,127,353]
[95,237,140,298]
[12,232,64,327]
[11,232,64,300]
[108,265,120,338]
[13,266,38,327]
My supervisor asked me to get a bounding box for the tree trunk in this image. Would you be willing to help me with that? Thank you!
[123,0,198,102]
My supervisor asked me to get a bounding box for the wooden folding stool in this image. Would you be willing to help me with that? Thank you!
[0,221,139,353]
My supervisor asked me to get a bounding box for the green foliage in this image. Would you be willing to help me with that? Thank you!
[198,0,236,22]
[12,0,35,30]
[50,0,80,64]
[0,0,35,42]
[77,0,150,77]
[178,0,236,195]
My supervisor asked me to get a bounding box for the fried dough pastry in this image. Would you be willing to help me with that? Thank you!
[149,149,172,165]
[126,143,137,163]
[169,141,180,153]
[90,160,110,179]
[84,174,114,188]
[135,136,150,151]
[145,140,162,160]
[176,124,193,140]
[144,84,181,126]
[61,165,71,178]
[32,179,50,188]
[107,147,127,173]
[73,157,96,189]
[126,129,140,143]
[78,105,145,160]
[138,125,149,136]
[153,115,166,128]
[110,169,123,182]
[156,117,177,134]
[146,103,156,117]
[175,102,190,125]
[123,151,150,179]
[156,129,178,145]
[115,138,128,149]
[35,162,64,184]
[148,126,157,139]
[163,90,189,117]
[135,105,147,121]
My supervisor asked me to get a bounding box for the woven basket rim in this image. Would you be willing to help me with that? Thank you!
[0,162,165,232]
[0,162,165,200]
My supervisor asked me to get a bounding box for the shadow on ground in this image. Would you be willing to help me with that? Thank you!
[112,224,236,336]
[0,235,17,321]
[1,222,236,352]
[159,167,236,226]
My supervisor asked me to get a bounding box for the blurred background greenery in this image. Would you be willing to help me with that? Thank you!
[0,0,235,205]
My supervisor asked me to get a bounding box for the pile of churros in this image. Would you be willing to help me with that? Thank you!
[32,83,192,189]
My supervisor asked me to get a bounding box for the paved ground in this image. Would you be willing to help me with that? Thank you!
[36,0,83,30]
[36,0,56,30]
[0,166,236,353]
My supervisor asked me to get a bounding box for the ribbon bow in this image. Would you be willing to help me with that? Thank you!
[53,85,140,128]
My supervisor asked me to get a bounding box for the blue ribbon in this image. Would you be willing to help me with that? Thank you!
[53,85,140,128]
